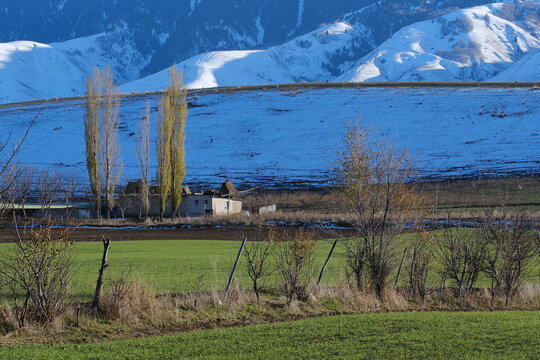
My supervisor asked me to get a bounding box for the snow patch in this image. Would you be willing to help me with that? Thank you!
[157,33,169,46]
[188,0,202,17]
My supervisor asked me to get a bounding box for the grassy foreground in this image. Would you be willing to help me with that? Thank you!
[1,311,538,359]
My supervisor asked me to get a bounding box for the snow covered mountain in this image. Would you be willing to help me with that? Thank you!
[123,1,540,92]
[339,2,540,82]
[0,29,148,104]
[2,1,540,104]
[121,22,368,92]
[491,47,540,80]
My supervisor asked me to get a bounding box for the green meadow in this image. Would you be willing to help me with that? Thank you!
[1,311,538,359]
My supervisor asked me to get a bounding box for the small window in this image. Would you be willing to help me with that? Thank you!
[195,200,199,205]
[225,201,230,210]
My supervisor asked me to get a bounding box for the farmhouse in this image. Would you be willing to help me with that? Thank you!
[119,179,243,218]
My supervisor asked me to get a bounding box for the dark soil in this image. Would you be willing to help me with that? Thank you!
[0,226,355,243]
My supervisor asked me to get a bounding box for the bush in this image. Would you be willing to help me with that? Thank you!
[0,222,77,327]
[276,229,316,306]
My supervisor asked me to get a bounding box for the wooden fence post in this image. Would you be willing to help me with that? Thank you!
[317,240,338,285]
[92,236,111,311]
[225,235,247,297]
[394,247,408,289]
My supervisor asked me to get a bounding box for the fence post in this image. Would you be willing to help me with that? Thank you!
[394,247,408,289]
[225,235,247,296]
[317,239,338,285]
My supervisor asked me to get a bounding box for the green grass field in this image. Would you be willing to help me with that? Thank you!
[0,235,538,302]
[1,311,538,359]
[0,239,347,301]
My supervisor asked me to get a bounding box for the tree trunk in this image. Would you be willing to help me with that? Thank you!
[92,237,111,311]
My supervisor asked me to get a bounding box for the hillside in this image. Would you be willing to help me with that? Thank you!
[491,47,540,81]
[1,0,506,103]
[121,22,367,92]
[338,3,540,82]
[125,1,540,92]
[0,30,147,104]
[1,85,538,189]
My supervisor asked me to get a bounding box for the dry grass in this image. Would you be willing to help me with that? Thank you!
[0,279,538,345]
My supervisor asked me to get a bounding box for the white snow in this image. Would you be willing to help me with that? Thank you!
[0,31,148,104]
[122,22,362,93]
[490,48,540,81]
[296,0,304,30]
[188,0,202,17]
[1,86,538,189]
[338,3,540,83]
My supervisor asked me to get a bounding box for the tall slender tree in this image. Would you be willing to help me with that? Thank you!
[85,66,123,219]
[168,66,188,217]
[85,68,102,218]
[156,88,172,221]
[136,103,151,219]
[99,67,123,219]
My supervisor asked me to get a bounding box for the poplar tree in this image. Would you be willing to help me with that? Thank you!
[136,104,151,219]
[156,88,172,221]
[85,68,102,218]
[99,66,123,219]
[84,66,123,219]
[168,66,188,217]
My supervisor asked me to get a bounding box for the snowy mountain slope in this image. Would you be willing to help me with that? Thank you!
[0,30,148,104]
[0,0,374,77]
[338,2,540,82]
[1,86,538,189]
[121,22,370,92]
[490,47,540,81]
[2,1,538,104]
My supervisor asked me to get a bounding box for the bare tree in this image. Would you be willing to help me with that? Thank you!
[85,69,102,218]
[63,172,80,221]
[85,66,123,219]
[336,123,422,299]
[276,229,316,306]
[0,114,37,221]
[243,227,275,303]
[136,103,151,220]
[10,165,35,219]
[36,169,63,220]
[99,67,123,219]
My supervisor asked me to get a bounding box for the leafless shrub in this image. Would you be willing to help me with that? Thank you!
[276,228,316,305]
[243,226,275,303]
[479,205,537,306]
[0,221,77,327]
[100,267,134,320]
[436,220,489,297]
[406,230,435,301]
